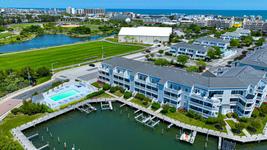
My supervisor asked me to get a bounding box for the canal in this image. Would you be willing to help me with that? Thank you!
[0,34,105,53]
[22,102,267,150]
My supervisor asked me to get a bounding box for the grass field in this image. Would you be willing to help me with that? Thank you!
[0,32,13,39]
[0,41,144,70]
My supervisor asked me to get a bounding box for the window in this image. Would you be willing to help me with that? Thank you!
[231,90,244,95]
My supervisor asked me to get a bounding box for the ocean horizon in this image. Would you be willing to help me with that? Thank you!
[3,7,267,19]
[106,9,267,19]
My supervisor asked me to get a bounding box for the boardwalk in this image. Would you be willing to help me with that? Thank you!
[12,97,267,150]
[115,98,267,143]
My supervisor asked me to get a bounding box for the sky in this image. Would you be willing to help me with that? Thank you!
[0,0,267,10]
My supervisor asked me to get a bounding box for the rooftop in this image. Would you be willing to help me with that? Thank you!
[118,27,172,37]
[171,42,208,53]
[195,36,229,44]
[239,46,267,68]
[103,57,266,89]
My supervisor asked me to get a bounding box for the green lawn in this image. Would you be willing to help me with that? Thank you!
[94,93,113,99]
[0,113,43,150]
[114,90,123,97]
[225,120,236,129]
[91,81,104,89]
[0,41,144,70]
[166,112,226,132]
[131,98,150,108]
[0,32,13,39]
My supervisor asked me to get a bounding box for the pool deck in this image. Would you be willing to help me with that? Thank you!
[12,96,267,150]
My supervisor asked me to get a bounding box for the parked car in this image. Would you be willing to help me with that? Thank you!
[89,64,95,67]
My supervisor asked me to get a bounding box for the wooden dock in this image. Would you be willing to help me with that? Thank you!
[11,96,267,150]
[12,98,116,150]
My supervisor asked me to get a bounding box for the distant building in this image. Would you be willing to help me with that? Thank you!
[243,18,264,31]
[83,8,105,15]
[237,46,267,71]
[118,27,172,44]
[221,28,251,40]
[142,16,171,24]
[170,42,208,59]
[207,18,234,29]
[194,37,230,50]
[262,23,267,34]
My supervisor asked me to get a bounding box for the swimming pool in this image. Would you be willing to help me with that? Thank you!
[50,90,80,101]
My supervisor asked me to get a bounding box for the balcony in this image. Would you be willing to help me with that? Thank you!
[99,67,110,73]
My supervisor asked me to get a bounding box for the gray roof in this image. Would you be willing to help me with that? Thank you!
[195,36,229,44]
[239,47,267,68]
[172,42,208,53]
[103,57,266,89]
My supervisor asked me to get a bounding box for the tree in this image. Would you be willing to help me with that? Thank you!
[241,36,253,47]
[230,39,240,47]
[103,83,111,91]
[36,67,51,77]
[123,91,132,99]
[20,25,44,36]
[255,38,265,46]
[70,26,91,35]
[186,66,199,72]
[158,50,164,54]
[177,55,189,66]
[196,60,207,71]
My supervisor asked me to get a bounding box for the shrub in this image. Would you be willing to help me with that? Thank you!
[169,107,176,113]
[109,86,117,93]
[247,125,257,133]
[251,119,262,129]
[86,90,105,99]
[103,83,111,91]
[165,51,172,56]
[135,93,145,100]
[260,103,267,114]
[142,101,148,106]
[11,101,51,115]
[205,117,219,124]
[239,117,249,123]
[151,102,161,110]
[232,112,239,119]
[160,109,168,114]
[154,58,170,66]
[36,67,51,77]
[158,50,164,54]
[123,91,132,99]
[226,113,232,118]
[252,108,260,118]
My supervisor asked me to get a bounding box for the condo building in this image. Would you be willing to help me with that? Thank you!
[170,42,209,59]
[194,37,230,50]
[221,28,251,41]
[98,57,267,118]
